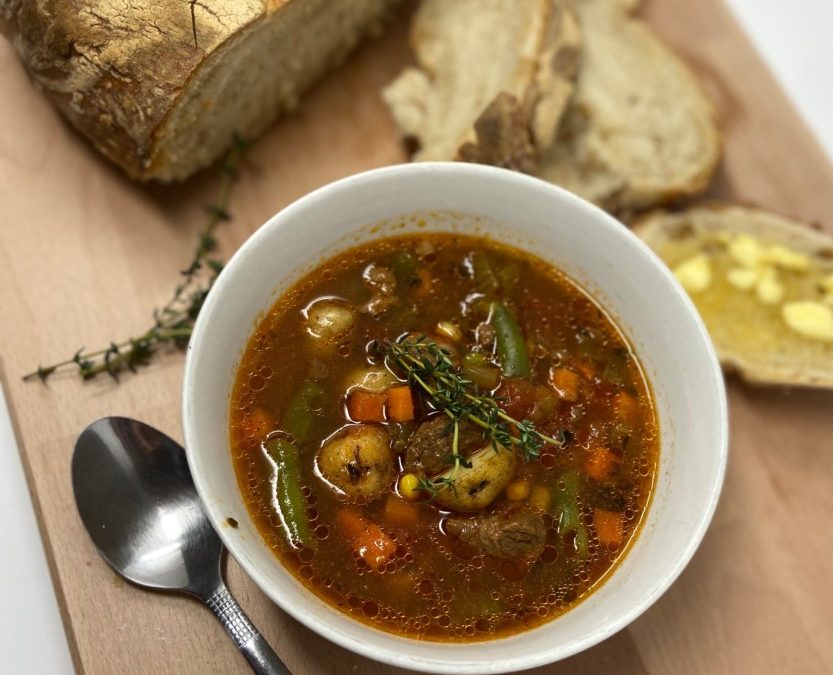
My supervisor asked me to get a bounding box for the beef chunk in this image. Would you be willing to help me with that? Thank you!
[445,505,546,560]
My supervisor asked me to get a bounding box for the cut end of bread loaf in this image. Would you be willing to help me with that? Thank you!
[3,0,398,181]
[538,0,720,213]
[382,0,581,164]
[635,204,833,389]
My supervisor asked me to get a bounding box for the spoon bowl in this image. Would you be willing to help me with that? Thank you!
[72,417,289,675]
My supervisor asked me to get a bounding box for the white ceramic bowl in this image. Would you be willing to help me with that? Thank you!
[183,163,727,674]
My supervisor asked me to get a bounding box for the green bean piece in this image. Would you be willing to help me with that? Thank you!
[554,470,590,559]
[264,437,312,548]
[283,380,324,443]
[471,251,500,296]
[391,250,418,288]
[490,302,530,377]
[461,352,502,390]
[496,262,521,293]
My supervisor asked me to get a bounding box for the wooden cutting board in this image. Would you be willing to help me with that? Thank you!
[1,1,832,673]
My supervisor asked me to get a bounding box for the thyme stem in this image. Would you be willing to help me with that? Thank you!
[23,137,248,383]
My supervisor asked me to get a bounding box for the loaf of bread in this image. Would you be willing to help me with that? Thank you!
[382,0,581,165]
[0,0,399,181]
[635,205,833,388]
[537,0,721,213]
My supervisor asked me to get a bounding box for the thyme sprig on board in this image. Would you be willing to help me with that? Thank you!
[382,336,565,497]
[23,136,249,383]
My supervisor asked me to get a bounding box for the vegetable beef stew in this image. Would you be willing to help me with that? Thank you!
[229,233,658,641]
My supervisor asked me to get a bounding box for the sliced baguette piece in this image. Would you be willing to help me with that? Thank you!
[538,0,720,212]
[1,0,399,181]
[634,204,833,388]
[382,0,582,163]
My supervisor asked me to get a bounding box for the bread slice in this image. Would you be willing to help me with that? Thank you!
[634,204,833,388]
[1,0,399,181]
[538,0,720,213]
[382,0,582,164]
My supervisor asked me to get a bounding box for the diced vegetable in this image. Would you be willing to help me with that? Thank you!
[386,386,415,422]
[398,473,422,501]
[594,508,625,547]
[496,262,521,293]
[415,269,433,296]
[347,390,387,422]
[391,250,418,288]
[343,365,397,394]
[336,508,396,571]
[384,494,421,528]
[241,407,274,441]
[306,300,355,342]
[284,381,324,443]
[549,367,580,401]
[461,352,501,390]
[317,425,393,500]
[554,470,589,559]
[471,250,500,295]
[613,391,639,425]
[602,349,630,386]
[264,437,311,548]
[583,447,619,482]
[529,485,551,512]
[491,302,530,377]
[436,321,463,342]
[506,480,530,501]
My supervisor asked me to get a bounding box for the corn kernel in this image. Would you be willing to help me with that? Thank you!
[399,473,422,501]
[782,301,833,341]
[673,253,711,293]
[506,480,530,501]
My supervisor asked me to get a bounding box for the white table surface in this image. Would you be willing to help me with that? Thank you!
[2,2,832,673]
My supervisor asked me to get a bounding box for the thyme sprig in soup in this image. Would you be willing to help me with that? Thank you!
[230,233,658,641]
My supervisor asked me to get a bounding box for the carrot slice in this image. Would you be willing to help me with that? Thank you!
[386,386,415,422]
[383,494,420,528]
[583,447,619,482]
[594,508,625,547]
[613,391,639,425]
[347,390,386,422]
[355,524,397,571]
[336,508,396,571]
[549,367,581,401]
[241,408,274,442]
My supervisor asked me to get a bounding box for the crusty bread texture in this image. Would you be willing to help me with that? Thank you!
[382,0,581,164]
[635,204,833,389]
[538,0,721,212]
[0,0,398,181]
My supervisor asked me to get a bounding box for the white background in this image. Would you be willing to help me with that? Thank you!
[1,1,832,673]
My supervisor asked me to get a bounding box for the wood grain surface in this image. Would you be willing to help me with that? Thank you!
[1,1,832,673]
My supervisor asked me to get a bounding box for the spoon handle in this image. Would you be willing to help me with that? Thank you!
[207,585,292,675]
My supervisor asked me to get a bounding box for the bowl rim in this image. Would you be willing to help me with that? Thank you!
[183,161,728,673]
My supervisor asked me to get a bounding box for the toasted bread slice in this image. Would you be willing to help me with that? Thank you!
[538,0,720,213]
[382,0,582,163]
[634,204,833,388]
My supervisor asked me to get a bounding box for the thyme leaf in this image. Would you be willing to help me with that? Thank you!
[23,136,247,383]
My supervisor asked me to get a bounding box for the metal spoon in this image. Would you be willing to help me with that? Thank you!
[72,416,290,675]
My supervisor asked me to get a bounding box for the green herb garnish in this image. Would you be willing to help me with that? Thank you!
[23,136,248,383]
[383,336,564,497]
